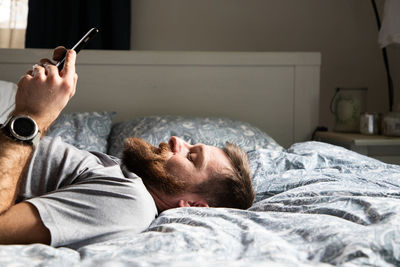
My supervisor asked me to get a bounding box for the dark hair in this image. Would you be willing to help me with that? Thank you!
[193,142,255,209]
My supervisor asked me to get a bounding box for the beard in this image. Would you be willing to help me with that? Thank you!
[121,137,187,195]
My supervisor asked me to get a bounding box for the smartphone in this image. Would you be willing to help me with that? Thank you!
[56,27,99,71]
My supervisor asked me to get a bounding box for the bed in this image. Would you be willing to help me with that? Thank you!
[1,49,400,266]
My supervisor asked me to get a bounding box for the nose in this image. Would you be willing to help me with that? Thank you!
[169,136,191,154]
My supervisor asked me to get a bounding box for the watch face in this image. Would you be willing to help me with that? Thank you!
[10,116,38,140]
[14,118,36,136]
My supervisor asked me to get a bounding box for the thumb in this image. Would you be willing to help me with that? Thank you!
[61,50,77,78]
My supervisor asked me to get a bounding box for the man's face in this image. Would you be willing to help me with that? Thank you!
[122,136,233,196]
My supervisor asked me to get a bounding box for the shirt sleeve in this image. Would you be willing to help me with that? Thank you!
[22,137,157,248]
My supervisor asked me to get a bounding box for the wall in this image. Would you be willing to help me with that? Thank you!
[131,0,400,130]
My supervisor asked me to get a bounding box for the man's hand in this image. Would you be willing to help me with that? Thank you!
[0,47,78,244]
[13,47,78,133]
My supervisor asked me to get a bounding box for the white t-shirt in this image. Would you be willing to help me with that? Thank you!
[18,137,158,249]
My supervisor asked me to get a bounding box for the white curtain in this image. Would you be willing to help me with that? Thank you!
[0,0,28,48]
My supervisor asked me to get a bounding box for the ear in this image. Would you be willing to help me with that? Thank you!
[178,199,209,208]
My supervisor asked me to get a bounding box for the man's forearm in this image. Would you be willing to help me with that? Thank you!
[0,133,33,214]
[0,48,77,245]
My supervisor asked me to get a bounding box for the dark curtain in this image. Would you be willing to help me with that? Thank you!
[25,0,131,50]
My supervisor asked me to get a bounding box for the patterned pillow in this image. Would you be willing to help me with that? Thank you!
[0,80,17,124]
[46,112,115,153]
[107,115,283,157]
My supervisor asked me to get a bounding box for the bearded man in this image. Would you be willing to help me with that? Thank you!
[0,47,254,248]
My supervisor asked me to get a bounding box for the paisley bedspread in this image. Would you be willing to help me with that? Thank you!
[1,141,400,266]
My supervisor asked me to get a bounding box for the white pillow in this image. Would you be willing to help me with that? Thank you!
[0,80,17,124]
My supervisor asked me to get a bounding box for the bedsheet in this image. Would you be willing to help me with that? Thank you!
[1,141,399,266]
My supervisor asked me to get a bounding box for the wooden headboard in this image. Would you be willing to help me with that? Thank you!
[0,49,320,148]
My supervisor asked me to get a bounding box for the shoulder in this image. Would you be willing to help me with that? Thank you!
[26,174,157,248]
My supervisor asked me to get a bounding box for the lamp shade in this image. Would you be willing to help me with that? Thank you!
[379,0,400,47]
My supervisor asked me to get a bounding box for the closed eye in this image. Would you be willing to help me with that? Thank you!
[188,145,205,168]
[187,152,193,162]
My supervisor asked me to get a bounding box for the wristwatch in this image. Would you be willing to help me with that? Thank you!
[0,115,41,149]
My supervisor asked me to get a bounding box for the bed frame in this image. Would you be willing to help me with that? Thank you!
[0,49,320,148]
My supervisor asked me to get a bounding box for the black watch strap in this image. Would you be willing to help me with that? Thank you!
[0,115,41,149]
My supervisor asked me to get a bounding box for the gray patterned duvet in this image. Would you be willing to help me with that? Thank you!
[1,141,400,266]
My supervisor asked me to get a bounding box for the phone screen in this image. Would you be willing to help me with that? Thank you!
[56,28,99,71]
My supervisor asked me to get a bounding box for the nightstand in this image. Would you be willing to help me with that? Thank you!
[313,131,400,165]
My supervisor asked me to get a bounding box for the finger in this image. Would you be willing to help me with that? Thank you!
[39,58,54,66]
[53,46,67,61]
[17,74,32,87]
[32,64,46,78]
[72,73,78,96]
[44,63,59,77]
[61,50,76,79]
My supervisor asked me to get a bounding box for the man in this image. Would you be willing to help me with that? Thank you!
[0,47,255,248]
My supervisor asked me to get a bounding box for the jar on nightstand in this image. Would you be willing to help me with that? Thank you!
[383,112,400,136]
[360,112,382,135]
